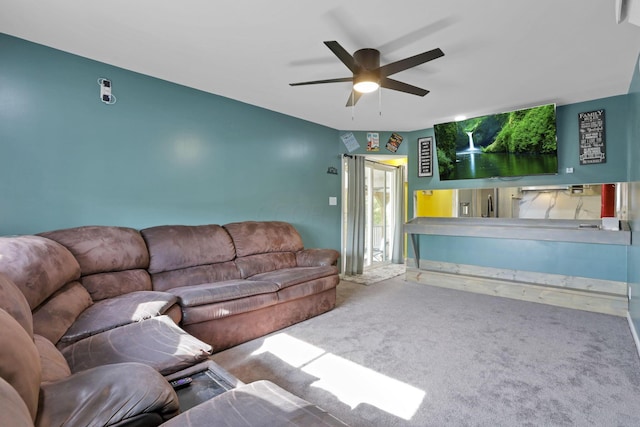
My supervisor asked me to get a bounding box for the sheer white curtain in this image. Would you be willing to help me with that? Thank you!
[344,155,365,275]
[391,165,405,264]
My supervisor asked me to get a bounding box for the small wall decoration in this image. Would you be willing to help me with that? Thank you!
[417,137,433,177]
[578,109,606,165]
[340,132,360,152]
[386,133,404,153]
[366,132,380,151]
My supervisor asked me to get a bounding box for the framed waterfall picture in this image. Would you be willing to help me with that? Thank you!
[433,103,557,180]
[417,137,433,177]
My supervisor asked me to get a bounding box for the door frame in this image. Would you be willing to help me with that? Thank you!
[340,155,407,273]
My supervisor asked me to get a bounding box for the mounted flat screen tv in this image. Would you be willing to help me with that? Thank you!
[434,103,557,181]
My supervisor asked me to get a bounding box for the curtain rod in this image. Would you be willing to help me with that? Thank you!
[342,153,400,168]
[366,158,398,167]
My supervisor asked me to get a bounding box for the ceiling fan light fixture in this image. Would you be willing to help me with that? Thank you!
[353,80,379,93]
[353,71,380,93]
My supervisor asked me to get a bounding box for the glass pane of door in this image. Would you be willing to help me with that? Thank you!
[371,168,386,265]
[364,161,395,268]
[385,169,395,262]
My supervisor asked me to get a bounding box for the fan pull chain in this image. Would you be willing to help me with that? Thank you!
[351,91,355,121]
[378,88,382,116]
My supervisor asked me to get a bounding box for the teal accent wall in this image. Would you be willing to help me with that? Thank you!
[414,235,627,282]
[0,34,342,249]
[627,52,640,333]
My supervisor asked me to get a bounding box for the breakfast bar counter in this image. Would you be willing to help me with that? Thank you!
[404,217,631,269]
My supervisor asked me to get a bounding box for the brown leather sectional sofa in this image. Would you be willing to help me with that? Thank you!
[0,221,345,426]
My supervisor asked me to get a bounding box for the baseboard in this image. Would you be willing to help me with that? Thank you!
[406,258,627,296]
[406,261,628,317]
[627,312,640,360]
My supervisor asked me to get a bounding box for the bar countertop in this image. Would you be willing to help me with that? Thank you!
[404,217,631,246]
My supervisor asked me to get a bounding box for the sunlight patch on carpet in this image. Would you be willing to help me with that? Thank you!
[252,333,425,420]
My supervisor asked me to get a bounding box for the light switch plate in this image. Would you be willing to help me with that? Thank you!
[329,197,337,206]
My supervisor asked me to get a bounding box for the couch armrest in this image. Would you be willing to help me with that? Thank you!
[0,377,32,427]
[296,249,340,267]
[38,362,179,427]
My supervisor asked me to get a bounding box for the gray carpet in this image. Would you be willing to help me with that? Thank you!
[213,276,640,426]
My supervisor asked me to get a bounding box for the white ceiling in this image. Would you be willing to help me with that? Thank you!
[2,0,640,131]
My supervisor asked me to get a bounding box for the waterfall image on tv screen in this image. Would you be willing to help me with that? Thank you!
[434,103,557,181]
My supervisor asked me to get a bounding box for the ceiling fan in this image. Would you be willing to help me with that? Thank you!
[290,41,444,106]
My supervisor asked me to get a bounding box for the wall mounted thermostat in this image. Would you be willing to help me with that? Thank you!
[98,78,116,104]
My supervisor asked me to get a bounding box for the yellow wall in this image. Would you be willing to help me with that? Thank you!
[383,158,408,167]
[416,189,455,217]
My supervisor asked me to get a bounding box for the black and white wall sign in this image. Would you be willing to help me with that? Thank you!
[417,137,433,177]
[578,109,606,165]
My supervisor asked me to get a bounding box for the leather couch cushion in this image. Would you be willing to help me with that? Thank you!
[40,226,150,275]
[235,252,297,278]
[161,380,348,427]
[62,315,212,375]
[0,309,41,421]
[32,281,93,344]
[277,275,341,303]
[181,293,279,325]
[0,235,80,309]
[38,362,179,427]
[296,248,341,267]
[34,335,71,384]
[151,261,241,292]
[169,279,279,307]
[0,272,33,337]
[60,291,178,345]
[248,265,339,290]
[81,269,152,301]
[142,224,236,274]
[0,377,32,427]
[224,221,304,257]
[165,304,183,324]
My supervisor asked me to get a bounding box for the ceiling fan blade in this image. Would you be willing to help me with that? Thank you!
[324,41,358,73]
[290,77,352,86]
[380,77,429,96]
[345,90,363,107]
[378,48,444,77]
